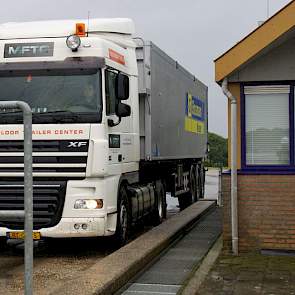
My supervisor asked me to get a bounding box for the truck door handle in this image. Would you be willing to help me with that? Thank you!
[118,154,122,162]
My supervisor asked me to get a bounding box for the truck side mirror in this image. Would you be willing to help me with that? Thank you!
[116,73,129,100]
[116,102,131,117]
[108,102,131,127]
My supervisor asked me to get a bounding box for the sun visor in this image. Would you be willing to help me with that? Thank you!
[0,56,105,76]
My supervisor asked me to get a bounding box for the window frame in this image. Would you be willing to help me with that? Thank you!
[241,82,295,171]
[105,67,119,116]
[0,69,103,124]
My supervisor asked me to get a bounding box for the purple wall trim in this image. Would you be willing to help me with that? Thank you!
[222,169,295,175]
[241,83,246,169]
[290,86,294,165]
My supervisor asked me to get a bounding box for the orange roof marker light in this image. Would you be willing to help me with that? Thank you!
[76,23,86,37]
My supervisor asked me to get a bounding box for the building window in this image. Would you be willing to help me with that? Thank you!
[244,86,290,166]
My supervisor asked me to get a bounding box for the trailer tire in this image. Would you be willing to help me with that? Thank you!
[151,180,166,225]
[114,185,131,247]
[0,237,7,252]
[190,165,198,202]
[178,194,188,210]
[198,164,205,199]
[178,166,197,210]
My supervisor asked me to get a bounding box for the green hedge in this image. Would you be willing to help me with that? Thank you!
[207,132,228,167]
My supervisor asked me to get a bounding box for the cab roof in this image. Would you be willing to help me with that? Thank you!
[215,0,295,83]
[0,18,135,40]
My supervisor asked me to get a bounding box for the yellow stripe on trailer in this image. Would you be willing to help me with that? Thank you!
[185,117,204,134]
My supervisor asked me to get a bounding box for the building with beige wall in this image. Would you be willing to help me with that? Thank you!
[215,0,295,253]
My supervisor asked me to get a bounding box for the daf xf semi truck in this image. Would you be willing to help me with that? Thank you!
[0,18,208,246]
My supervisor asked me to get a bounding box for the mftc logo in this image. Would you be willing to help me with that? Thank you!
[4,42,54,58]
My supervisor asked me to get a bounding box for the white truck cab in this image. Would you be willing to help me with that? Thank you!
[0,19,208,246]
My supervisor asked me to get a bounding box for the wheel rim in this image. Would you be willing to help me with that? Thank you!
[120,203,128,239]
[158,192,163,219]
[199,167,204,197]
[191,174,197,202]
[190,167,197,202]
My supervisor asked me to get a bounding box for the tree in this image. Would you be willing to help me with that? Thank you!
[207,132,228,167]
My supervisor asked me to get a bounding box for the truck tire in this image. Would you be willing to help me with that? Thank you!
[178,194,190,210]
[198,164,205,199]
[151,180,166,225]
[178,166,197,210]
[0,237,7,252]
[114,185,131,247]
[190,165,198,202]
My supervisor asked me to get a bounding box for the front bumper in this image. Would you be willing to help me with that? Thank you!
[0,216,116,238]
[0,175,121,238]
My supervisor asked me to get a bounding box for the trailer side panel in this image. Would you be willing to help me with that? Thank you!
[137,41,208,161]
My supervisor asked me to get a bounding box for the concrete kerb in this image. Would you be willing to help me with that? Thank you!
[51,200,216,295]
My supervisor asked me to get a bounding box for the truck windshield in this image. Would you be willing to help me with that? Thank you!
[0,70,102,124]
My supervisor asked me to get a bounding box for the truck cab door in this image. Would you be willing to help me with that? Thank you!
[105,69,134,167]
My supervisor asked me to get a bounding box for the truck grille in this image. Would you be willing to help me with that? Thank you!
[0,182,66,230]
[0,140,88,177]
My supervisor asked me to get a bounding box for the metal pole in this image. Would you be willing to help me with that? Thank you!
[0,101,33,294]
[231,100,238,255]
[22,102,33,295]
[218,166,223,207]
[221,79,239,256]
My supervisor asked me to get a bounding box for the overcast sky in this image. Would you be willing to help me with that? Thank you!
[0,0,291,136]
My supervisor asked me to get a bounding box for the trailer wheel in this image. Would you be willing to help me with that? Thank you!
[152,180,167,225]
[114,185,131,247]
[178,166,197,210]
[0,237,7,252]
[198,164,205,199]
[189,165,198,202]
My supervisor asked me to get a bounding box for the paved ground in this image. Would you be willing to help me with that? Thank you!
[196,254,295,295]
[0,238,114,294]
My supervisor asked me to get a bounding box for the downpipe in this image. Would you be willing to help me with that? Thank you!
[222,78,238,256]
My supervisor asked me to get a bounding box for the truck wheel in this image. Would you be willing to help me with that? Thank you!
[152,180,166,225]
[178,166,197,210]
[0,237,7,252]
[114,186,131,247]
[178,195,187,210]
[189,165,198,202]
[198,164,205,198]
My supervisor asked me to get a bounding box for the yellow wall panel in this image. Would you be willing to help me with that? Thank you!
[227,83,241,169]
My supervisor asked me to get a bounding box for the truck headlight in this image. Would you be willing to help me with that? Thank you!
[74,199,103,209]
[66,35,81,51]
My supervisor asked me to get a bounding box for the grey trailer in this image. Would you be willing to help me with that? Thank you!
[136,41,208,162]
[136,40,208,208]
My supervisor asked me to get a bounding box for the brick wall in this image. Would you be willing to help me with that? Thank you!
[222,174,295,253]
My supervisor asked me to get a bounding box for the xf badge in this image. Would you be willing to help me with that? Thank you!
[68,142,87,148]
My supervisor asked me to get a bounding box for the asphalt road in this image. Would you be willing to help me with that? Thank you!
[0,169,219,294]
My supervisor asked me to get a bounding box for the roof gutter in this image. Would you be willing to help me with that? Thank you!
[221,78,238,255]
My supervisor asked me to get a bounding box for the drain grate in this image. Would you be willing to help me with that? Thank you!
[119,208,222,295]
